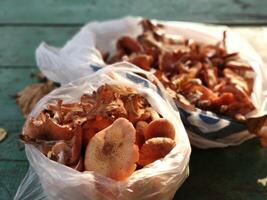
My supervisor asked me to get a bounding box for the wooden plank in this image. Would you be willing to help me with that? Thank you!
[0,68,37,199]
[0,26,266,199]
[0,0,267,25]
[175,139,267,200]
[0,68,38,123]
[0,26,267,67]
[0,162,28,199]
[0,27,78,67]
[0,68,37,162]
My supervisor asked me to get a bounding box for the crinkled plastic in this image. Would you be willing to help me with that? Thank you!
[15,64,191,200]
[35,16,267,148]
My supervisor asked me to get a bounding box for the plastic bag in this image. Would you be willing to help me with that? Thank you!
[15,63,191,200]
[36,16,267,148]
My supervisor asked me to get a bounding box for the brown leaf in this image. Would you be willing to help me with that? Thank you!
[16,81,56,117]
[0,128,7,142]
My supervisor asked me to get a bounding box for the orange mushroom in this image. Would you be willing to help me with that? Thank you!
[26,112,74,140]
[138,137,175,166]
[84,118,139,181]
[135,121,148,148]
[144,118,176,140]
[82,116,113,148]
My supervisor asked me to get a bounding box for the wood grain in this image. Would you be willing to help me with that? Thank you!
[0,3,266,198]
[0,0,267,25]
[0,68,38,123]
[0,27,78,67]
[0,68,37,199]
[176,139,267,200]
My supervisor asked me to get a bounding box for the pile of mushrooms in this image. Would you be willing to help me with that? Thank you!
[21,84,177,181]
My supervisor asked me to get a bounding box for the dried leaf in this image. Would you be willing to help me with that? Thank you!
[0,128,7,142]
[16,81,56,117]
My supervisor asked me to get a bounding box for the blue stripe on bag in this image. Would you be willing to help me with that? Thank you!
[125,73,165,98]
[125,73,149,88]
[177,106,247,140]
[90,64,102,72]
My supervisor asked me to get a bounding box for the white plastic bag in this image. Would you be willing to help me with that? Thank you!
[36,16,267,148]
[15,63,191,200]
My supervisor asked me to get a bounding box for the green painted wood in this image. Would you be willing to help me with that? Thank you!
[0,68,267,200]
[0,68,38,123]
[0,0,267,25]
[0,26,267,67]
[0,27,78,67]
[175,139,267,200]
[0,68,38,199]
[0,1,267,198]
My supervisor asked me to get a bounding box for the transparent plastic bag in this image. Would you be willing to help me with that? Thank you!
[36,16,267,148]
[15,63,191,200]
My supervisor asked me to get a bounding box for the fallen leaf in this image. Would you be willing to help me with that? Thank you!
[16,81,56,117]
[0,128,7,142]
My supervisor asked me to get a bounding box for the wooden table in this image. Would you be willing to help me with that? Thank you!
[0,1,267,199]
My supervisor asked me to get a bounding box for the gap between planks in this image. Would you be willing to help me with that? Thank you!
[1,22,267,27]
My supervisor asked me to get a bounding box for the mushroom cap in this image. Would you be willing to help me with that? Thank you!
[82,116,113,148]
[144,118,176,140]
[85,118,139,181]
[135,121,148,148]
[138,137,175,166]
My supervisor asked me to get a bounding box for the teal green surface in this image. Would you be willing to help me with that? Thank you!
[0,0,267,24]
[0,1,267,199]
[176,139,267,200]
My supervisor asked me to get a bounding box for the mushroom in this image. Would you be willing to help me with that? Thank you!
[138,137,175,166]
[26,112,74,140]
[135,121,148,148]
[85,118,139,181]
[82,116,113,148]
[48,125,82,166]
[144,118,175,140]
